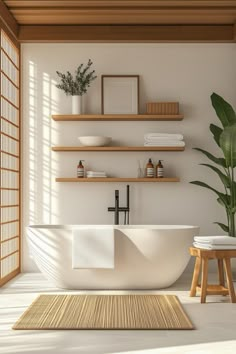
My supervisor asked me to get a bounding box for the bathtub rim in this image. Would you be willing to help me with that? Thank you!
[28,224,200,231]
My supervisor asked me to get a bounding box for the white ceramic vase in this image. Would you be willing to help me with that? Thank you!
[72,95,82,114]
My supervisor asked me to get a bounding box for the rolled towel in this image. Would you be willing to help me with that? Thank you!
[194,236,236,245]
[144,133,183,141]
[144,141,185,147]
[193,242,236,250]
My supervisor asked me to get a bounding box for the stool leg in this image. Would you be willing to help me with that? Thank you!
[223,258,236,303]
[190,256,201,297]
[201,258,208,303]
[218,259,225,287]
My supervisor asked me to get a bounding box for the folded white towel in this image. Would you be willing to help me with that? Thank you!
[144,133,183,141]
[87,171,107,177]
[194,236,236,245]
[87,175,107,178]
[87,171,106,175]
[193,242,236,250]
[144,141,185,147]
[87,173,107,176]
[72,227,114,269]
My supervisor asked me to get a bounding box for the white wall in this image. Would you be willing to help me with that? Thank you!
[21,43,236,272]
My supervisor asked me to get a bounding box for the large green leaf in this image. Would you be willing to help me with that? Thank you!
[219,123,236,168]
[200,163,230,188]
[214,222,229,233]
[211,92,236,128]
[190,181,230,208]
[209,124,223,147]
[193,148,226,168]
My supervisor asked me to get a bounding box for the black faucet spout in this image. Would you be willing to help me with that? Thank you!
[108,185,130,225]
[115,190,119,225]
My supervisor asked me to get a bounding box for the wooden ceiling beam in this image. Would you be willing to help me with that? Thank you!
[0,0,19,38]
[2,1,236,42]
[18,24,234,43]
[4,1,236,8]
[10,9,236,26]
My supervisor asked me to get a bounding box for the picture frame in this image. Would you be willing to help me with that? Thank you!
[101,75,139,114]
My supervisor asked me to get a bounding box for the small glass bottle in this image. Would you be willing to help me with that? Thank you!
[77,160,85,178]
[156,160,164,178]
[146,158,154,178]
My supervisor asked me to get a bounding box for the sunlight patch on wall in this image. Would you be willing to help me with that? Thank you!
[26,61,59,227]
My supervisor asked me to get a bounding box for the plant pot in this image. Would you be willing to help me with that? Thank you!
[72,95,82,114]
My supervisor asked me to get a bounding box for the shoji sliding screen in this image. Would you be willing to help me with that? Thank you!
[0,29,20,286]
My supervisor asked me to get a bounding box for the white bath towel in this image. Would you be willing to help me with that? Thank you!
[144,141,185,147]
[72,227,114,269]
[87,171,106,175]
[193,242,236,250]
[194,236,236,245]
[144,133,184,141]
[86,171,107,178]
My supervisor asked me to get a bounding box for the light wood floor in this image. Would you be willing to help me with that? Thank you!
[0,273,236,354]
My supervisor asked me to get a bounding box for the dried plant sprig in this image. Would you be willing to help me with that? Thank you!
[56,59,97,96]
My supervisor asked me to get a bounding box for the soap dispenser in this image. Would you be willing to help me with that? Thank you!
[146,158,154,178]
[156,160,164,178]
[77,160,85,178]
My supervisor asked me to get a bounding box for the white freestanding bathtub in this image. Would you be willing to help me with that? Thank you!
[27,225,199,290]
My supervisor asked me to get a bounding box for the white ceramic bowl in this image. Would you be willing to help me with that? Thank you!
[78,136,112,147]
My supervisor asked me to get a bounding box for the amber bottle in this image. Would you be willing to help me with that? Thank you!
[77,160,85,178]
[156,160,164,178]
[146,158,154,178]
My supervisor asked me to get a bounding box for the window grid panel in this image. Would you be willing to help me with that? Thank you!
[1,32,19,67]
[1,98,19,126]
[1,190,19,206]
[1,134,19,156]
[0,47,19,71]
[1,206,19,224]
[1,170,19,189]
[1,221,19,242]
[1,152,19,170]
[1,69,19,90]
[1,74,19,107]
[0,29,20,285]
[1,252,19,278]
[0,118,19,139]
[1,129,19,142]
[0,219,19,226]
[1,50,19,86]
[1,238,19,258]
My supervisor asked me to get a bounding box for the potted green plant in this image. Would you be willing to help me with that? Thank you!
[191,93,236,237]
[56,59,97,114]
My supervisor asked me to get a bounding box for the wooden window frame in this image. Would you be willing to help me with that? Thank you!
[0,27,21,287]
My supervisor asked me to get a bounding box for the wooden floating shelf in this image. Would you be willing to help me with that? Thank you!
[55,177,180,183]
[52,114,184,121]
[52,146,185,152]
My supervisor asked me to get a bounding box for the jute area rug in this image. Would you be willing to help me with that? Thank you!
[13,294,193,330]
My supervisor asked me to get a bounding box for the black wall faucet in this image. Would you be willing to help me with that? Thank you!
[108,185,130,225]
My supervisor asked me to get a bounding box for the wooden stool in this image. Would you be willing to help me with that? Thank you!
[189,247,236,303]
